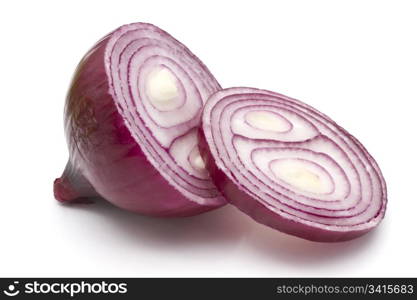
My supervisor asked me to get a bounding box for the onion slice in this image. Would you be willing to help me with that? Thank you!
[199,87,387,241]
[54,23,226,216]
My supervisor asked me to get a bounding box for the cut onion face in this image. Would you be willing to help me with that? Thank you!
[200,87,387,242]
[54,23,226,216]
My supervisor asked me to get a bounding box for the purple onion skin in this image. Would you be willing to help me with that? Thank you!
[198,88,387,242]
[54,24,223,217]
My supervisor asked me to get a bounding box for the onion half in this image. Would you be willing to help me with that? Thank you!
[54,23,226,216]
[200,87,387,242]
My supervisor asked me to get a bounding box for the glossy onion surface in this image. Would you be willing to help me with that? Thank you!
[54,23,226,216]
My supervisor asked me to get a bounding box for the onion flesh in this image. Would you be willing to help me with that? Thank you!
[199,87,387,242]
[54,23,226,216]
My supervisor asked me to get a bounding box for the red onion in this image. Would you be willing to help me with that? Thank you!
[199,87,387,242]
[54,23,226,216]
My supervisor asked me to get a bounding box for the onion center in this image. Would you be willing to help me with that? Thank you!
[189,146,206,171]
[245,110,292,132]
[145,67,180,111]
[270,158,333,194]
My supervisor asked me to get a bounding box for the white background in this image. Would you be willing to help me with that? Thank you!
[0,0,416,277]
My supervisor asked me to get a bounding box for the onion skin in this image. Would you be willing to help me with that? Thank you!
[54,23,226,217]
[199,87,387,242]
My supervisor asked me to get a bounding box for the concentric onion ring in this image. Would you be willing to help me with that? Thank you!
[54,23,225,216]
[105,23,224,206]
[200,87,387,242]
